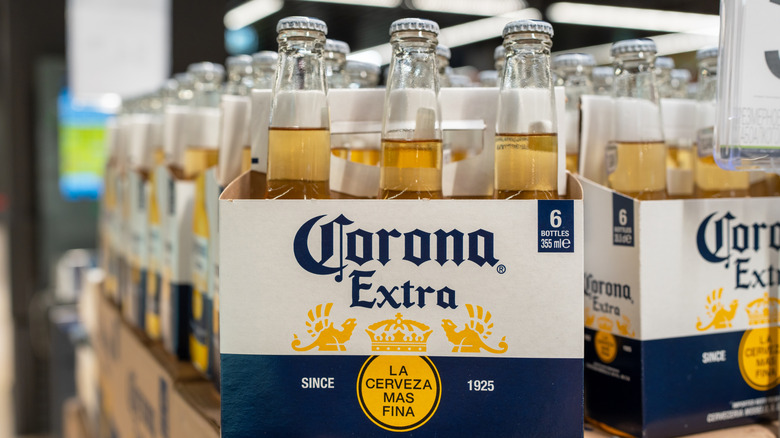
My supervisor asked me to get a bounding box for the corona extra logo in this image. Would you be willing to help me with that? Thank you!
[745,292,780,326]
[293,214,499,282]
[696,212,780,290]
[365,314,432,352]
[292,214,500,309]
[696,211,780,268]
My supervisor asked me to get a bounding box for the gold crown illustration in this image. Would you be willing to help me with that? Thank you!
[365,313,433,352]
[746,292,780,326]
[597,316,614,331]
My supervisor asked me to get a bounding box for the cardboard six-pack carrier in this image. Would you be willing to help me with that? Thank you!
[218,87,585,436]
[579,96,780,437]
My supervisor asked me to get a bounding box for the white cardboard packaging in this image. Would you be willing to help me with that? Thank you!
[161,169,194,359]
[218,88,583,437]
[579,98,780,437]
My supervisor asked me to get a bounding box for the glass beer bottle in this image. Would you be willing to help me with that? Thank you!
[184,62,224,179]
[324,39,350,90]
[494,19,559,200]
[655,56,675,99]
[379,18,443,200]
[436,45,452,88]
[606,39,667,200]
[693,46,749,198]
[224,55,254,96]
[266,16,331,199]
[552,52,595,174]
[252,51,278,90]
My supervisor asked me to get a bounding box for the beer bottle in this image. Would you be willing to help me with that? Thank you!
[252,51,278,90]
[379,18,443,200]
[494,19,559,200]
[324,39,350,90]
[345,60,381,89]
[606,38,666,200]
[552,53,595,174]
[266,16,331,199]
[669,69,691,99]
[494,45,505,79]
[184,62,224,179]
[693,46,749,198]
[655,56,675,99]
[591,66,613,96]
[436,45,452,88]
[222,56,254,176]
[225,55,254,96]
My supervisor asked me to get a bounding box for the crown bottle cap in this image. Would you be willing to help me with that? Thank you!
[389,18,440,36]
[324,39,350,54]
[611,38,657,56]
[276,16,328,34]
[696,46,718,60]
[502,19,554,38]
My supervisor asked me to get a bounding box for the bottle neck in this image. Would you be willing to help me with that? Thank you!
[697,58,717,102]
[274,29,327,93]
[271,29,329,129]
[561,67,593,91]
[253,65,276,89]
[383,30,441,141]
[387,30,439,92]
[324,52,347,89]
[501,33,553,91]
[192,79,222,107]
[612,52,659,103]
[226,68,253,96]
[497,33,556,135]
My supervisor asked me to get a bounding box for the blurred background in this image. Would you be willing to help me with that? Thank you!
[0,0,718,436]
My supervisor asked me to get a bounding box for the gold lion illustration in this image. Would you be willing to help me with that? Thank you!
[442,304,508,354]
[585,308,595,327]
[291,303,357,351]
[615,316,635,337]
[696,288,738,332]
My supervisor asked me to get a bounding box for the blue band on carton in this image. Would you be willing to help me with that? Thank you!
[611,193,634,247]
[222,354,582,437]
[585,327,780,437]
[584,327,643,437]
[171,283,192,360]
[538,200,575,253]
[137,269,148,329]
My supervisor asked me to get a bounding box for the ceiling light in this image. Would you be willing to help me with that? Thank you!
[224,0,284,30]
[554,32,720,65]
[300,0,402,7]
[547,3,719,34]
[438,8,541,48]
[350,8,542,66]
[411,0,526,16]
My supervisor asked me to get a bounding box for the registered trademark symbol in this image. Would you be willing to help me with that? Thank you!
[497,264,506,274]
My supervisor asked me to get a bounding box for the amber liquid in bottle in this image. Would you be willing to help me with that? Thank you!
[266,127,331,199]
[494,133,559,200]
[694,153,749,198]
[607,141,667,200]
[331,147,380,166]
[241,145,252,173]
[379,139,443,199]
[331,147,349,159]
[183,147,219,180]
[666,146,694,171]
[565,153,578,175]
[350,149,380,166]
